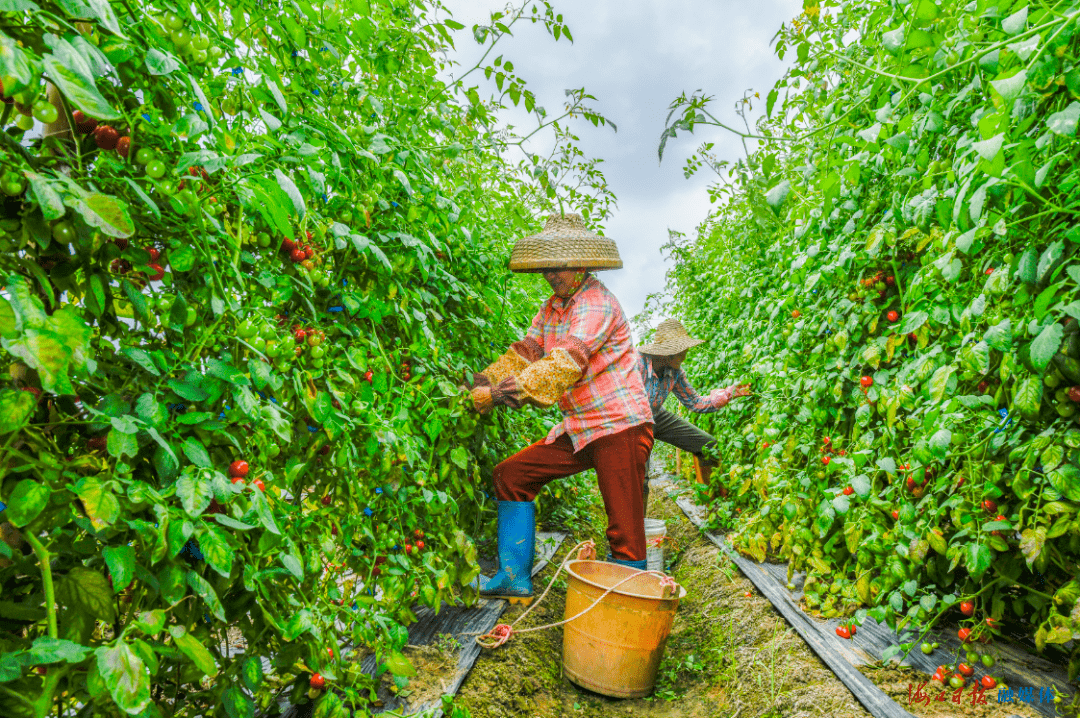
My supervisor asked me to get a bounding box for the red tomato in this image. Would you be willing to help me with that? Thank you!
[958,663,974,677]
[885,275,895,286]
[960,600,974,616]
[892,510,899,520]
[822,456,830,465]
[253,479,266,492]
[981,499,997,513]
[404,543,413,555]
[835,626,851,639]
[290,247,306,263]
[886,310,899,322]
[860,375,873,388]
[229,460,249,477]
[231,477,246,485]
[147,263,165,281]
[792,310,801,318]
[147,247,161,262]
[116,136,131,158]
[72,110,98,133]
[843,486,854,496]
[414,529,424,538]
[93,125,119,150]
[364,370,374,383]
[281,238,297,253]
[321,495,332,506]
[977,380,990,393]
[958,627,972,642]
[416,540,425,550]
[981,676,996,689]
[309,673,325,689]
[985,617,999,629]
[1068,385,1080,402]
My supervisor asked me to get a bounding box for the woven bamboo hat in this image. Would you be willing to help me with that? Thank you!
[638,319,705,356]
[508,213,622,273]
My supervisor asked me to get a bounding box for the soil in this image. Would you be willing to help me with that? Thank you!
[453,485,875,718]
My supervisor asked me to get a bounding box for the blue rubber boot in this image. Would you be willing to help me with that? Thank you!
[478,501,535,603]
[606,553,647,571]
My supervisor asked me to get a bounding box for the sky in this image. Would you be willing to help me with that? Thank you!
[440,0,803,335]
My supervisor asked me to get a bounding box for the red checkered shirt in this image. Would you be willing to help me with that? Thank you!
[521,277,653,450]
[637,354,736,414]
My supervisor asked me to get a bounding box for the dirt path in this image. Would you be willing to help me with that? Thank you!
[454,486,873,718]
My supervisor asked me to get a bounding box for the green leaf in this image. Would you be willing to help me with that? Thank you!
[1014,376,1043,418]
[167,378,209,402]
[251,488,279,534]
[29,637,92,664]
[1017,246,1038,284]
[206,358,248,385]
[928,364,954,402]
[134,610,166,636]
[185,570,226,622]
[176,468,211,514]
[107,427,138,459]
[965,542,992,580]
[1047,102,1080,136]
[240,655,264,691]
[168,625,218,677]
[765,180,791,214]
[24,171,65,220]
[76,476,120,529]
[274,169,306,219]
[169,245,196,272]
[145,48,179,75]
[103,545,135,592]
[384,651,416,677]
[58,566,115,622]
[96,642,150,714]
[122,347,162,376]
[1048,465,1080,501]
[899,311,928,334]
[1030,323,1064,373]
[6,479,49,527]
[0,389,35,435]
[42,55,121,120]
[198,525,235,578]
[449,446,468,469]
[122,178,161,219]
[984,319,1012,351]
[223,687,255,718]
[929,428,952,460]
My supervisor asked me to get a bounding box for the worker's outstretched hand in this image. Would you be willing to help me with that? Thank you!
[731,383,752,398]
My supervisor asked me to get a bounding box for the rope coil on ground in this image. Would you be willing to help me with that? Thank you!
[474,539,681,649]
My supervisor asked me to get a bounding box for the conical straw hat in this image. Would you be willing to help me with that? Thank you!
[638,319,705,356]
[508,213,622,273]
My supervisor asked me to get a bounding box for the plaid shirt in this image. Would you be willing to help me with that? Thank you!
[524,277,652,451]
[637,354,734,414]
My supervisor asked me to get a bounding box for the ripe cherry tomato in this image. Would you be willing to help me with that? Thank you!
[886,310,899,322]
[414,529,424,539]
[822,456,830,465]
[147,247,161,262]
[116,136,131,158]
[981,675,996,689]
[860,375,873,388]
[843,486,854,496]
[960,600,974,616]
[958,627,972,642]
[229,459,250,478]
[404,543,413,555]
[281,238,297,253]
[364,370,374,383]
[148,263,165,281]
[321,495,332,506]
[981,499,997,513]
[309,673,325,689]
[791,310,801,319]
[253,479,266,492]
[416,540,425,550]
[835,626,851,639]
[290,247,306,263]
[93,125,120,150]
[985,617,999,629]
[72,110,98,133]
[958,663,974,677]
[231,477,246,485]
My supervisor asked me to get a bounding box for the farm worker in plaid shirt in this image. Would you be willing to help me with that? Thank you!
[637,319,751,505]
[466,213,654,603]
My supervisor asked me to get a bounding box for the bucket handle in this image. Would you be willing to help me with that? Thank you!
[473,539,681,649]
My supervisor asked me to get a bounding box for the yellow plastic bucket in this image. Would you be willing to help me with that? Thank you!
[561,560,685,698]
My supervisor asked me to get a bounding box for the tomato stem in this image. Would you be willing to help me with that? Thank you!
[23,531,58,640]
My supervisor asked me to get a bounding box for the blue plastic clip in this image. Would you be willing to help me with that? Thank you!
[363,507,374,516]
[329,306,344,313]
[308,425,319,432]
[0,500,6,514]
[194,102,204,112]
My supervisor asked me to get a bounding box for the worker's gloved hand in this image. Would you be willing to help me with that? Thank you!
[731,383,751,398]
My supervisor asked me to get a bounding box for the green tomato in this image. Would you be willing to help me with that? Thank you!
[981,654,995,668]
[163,11,184,29]
[311,358,325,369]
[257,232,271,248]
[51,221,75,244]
[135,147,155,165]
[191,34,209,51]
[267,443,281,458]
[32,101,58,124]
[15,113,34,131]
[191,49,208,64]
[184,307,197,327]
[146,160,167,179]
[1,172,26,196]
[921,642,933,655]
[170,29,191,47]
[237,320,257,339]
[251,337,266,352]
[266,340,281,358]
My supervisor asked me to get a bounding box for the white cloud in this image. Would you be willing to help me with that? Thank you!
[442,0,801,331]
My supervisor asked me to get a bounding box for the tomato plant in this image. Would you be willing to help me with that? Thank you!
[0,0,619,715]
[654,0,1080,682]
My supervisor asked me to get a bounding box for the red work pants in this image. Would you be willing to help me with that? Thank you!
[492,424,654,562]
